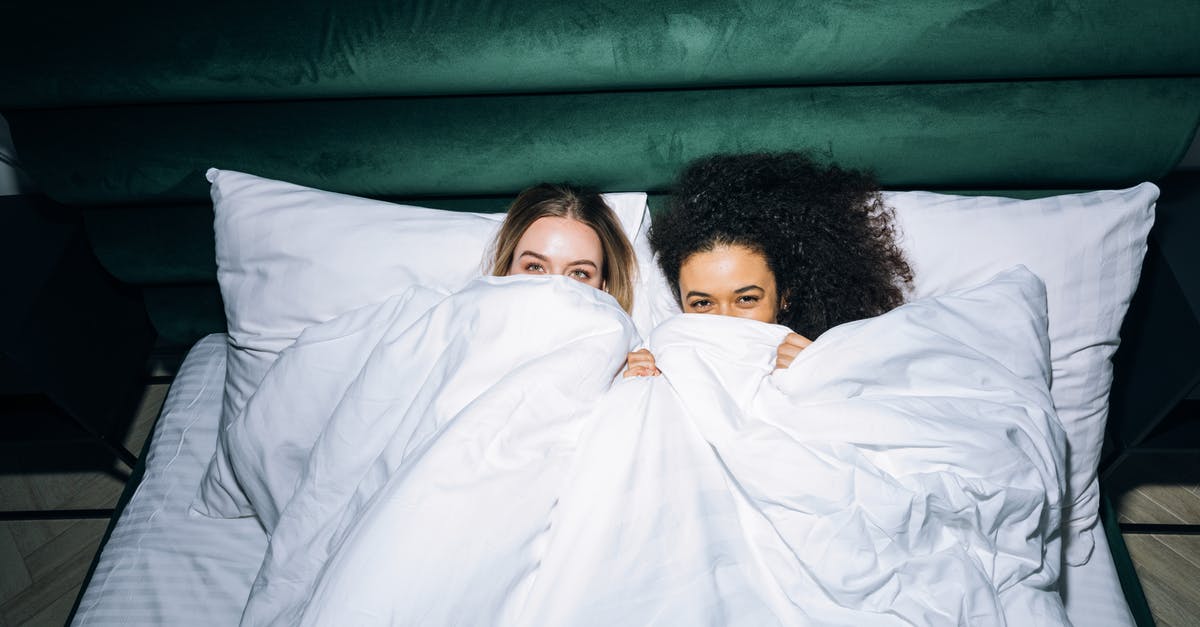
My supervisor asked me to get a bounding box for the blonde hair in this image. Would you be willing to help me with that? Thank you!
[489,183,637,313]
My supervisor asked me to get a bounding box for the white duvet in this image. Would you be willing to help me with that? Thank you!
[234,269,1069,626]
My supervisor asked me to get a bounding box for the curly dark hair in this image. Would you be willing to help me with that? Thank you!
[649,152,913,338]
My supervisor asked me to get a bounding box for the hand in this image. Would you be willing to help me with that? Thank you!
[623,348,660,378]
[775,332,812,370]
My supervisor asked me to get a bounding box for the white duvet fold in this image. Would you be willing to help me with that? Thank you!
[237,269,1070,626]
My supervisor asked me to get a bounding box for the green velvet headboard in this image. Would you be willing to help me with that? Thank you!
[3,1,1199,346]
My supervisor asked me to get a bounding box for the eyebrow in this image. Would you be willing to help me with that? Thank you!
[685,285,763,299]
[517,251,598,269]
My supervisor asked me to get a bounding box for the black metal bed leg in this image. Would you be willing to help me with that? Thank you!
[1102,492,1157,627]
[99,436,139,469]
[59,406,140,469]
[0,508,115,521]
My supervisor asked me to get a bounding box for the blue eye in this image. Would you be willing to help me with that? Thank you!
[525,263,545,273]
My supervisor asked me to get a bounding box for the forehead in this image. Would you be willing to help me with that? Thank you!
[516,216,602,257]
[679,244,775,290]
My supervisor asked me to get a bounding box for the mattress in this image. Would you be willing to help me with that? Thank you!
[1062,528,1137,626]
[72,333,1135,626]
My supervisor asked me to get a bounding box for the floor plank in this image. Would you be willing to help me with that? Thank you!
[17,588,79,627]
[0,520,102,626]
[121,384,168,454]
[1133,484,1200,524]
[1126,533,1200,627]
[1156,533,1200,572]
[0,526,32,606]
[21,519,105,582]
[1113,485,1200,523]
[0,472,123,514]
[1117,488,1189,525]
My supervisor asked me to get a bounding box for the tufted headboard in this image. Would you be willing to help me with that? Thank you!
[3,1,1199,346]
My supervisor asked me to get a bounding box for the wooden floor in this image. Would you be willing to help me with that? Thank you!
[1106,451,1200,626]
[0,384,1198,626]
[0,384,167,627]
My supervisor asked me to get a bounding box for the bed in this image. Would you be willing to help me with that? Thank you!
[2,2,1197,625]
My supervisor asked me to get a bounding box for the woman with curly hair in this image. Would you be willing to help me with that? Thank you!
[625,151,913,376]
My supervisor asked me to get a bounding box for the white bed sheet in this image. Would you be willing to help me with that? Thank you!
[72,334,267,626]
[72,333,1136,626]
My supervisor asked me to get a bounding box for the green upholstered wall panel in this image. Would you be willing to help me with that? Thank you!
[10,78,1200,208]
[4,1,1197,108]
[82,206,219,285]
[140,285,226,348]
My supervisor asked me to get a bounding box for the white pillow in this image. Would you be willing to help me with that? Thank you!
[887,183,1158,565]
[198,166,1155,568]
[196,168,673,518]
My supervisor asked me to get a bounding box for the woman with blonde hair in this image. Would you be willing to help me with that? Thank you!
[489,183,637,314]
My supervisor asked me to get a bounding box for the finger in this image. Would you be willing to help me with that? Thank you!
[627,350,657,364]
[775,341,805,369]
[634,364,660,377]
[784,333,813,348]
[777,344,803,360]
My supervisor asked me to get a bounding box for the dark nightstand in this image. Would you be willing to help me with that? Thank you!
[1101,171,1200,534]
[0,194,155,477]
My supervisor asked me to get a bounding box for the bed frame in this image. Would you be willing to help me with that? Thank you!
[3,2,1198,625]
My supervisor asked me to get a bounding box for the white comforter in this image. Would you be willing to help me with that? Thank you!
[236,269,1069,626]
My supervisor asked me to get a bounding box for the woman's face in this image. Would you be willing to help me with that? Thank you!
[507,216,605,289]
[677,244,781,324]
